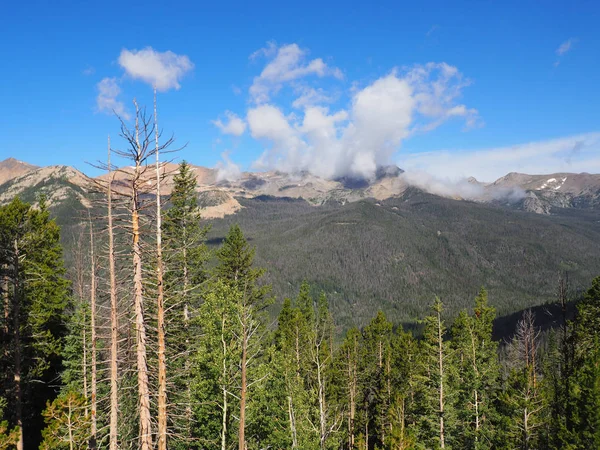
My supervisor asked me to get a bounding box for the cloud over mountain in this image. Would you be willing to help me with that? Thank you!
[230,44,480,181]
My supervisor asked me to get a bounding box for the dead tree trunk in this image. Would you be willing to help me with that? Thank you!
[437,305,446,449]
[221,315,228,450]
[154,88,168,450]
[239,321,247,450]
[88,215,98,449]
[13,240,23,450]
[107,137,119,450]
[132,101,153,450]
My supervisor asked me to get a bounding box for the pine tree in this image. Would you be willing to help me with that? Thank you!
[164,161,210,449]
[498,310,545,450]
[359,311,393,449]
[337,327,361,449]
[39,390,90,450]
[568,276,600,448]
[415,297,455,449]
[214,224,271,450]
[0,196,70,449]
[451,288,499,449]
[192,279,242,450]
[387,327,418,450]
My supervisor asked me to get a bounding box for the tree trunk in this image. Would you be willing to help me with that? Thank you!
[68,396,74,450]
[239,320,247,450]
[288,394,298,449]
[133,107,153,450]
[13,240,23,450]
[3,274,9,349]
[348,346,356,450]
[155,88,168,450]
[317,349,326,450]
[107,138,119,450]
[89,216,98,449]
[437,307,445,449]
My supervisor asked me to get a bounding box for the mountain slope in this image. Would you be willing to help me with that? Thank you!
[0,165,93,225]
[207,191,600,329]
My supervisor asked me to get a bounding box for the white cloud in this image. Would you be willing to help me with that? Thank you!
[118,47,194,91]
[399,133,600,182]
[554,38,578,66]
[249,43,343,103]
[245,61,477,180]
[292,86,334,109]
[405,62,481,131]
[212,111,247,136]
[400,171,525,202]
[96,77,129,119]
[556,38,577,56]
[215,151,242,182]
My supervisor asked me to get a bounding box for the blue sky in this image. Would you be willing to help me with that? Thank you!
[1,0,599,181]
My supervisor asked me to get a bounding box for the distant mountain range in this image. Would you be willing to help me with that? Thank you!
[1,157,599,328]
[1,157,599,218]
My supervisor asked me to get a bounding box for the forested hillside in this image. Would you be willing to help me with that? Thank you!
[207,191,600,328]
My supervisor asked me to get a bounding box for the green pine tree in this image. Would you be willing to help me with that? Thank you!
[0,196,70,448]
[451,288,499,449]
[414,297,455,450]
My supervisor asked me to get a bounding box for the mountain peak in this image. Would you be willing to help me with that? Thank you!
[0,157,39,185]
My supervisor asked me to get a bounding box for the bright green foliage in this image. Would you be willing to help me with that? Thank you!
[358,311,393,448]
[39,390,90,450]
[387,328,419,450]
[0,398,19,450]
[193,224,272,449]
[567,276,600,449]
[274,288,315,449]
[335,327,362,450]
[451,288,499,449]
[0,197,70,447]
[164,161,211,449]
[192,279,242,449]
[414,297,456,450]
[164,160,210,288]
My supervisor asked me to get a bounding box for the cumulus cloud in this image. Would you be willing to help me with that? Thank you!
[215,151,242,182]
[245,62,477,180]
[399,133,600,182]
[96,77,129,119]
[212,111,247,136]
[118,47,194,91]
[249,42,343,103]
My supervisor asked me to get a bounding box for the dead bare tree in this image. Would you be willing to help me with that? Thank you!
[154,88,168,450]
[88,213,98,450]
[106,136,120,450]
[114,100,154,450]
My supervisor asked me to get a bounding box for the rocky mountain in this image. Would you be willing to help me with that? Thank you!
[1,157,599,218]
[490,172,600,214]
[0,162,92,210]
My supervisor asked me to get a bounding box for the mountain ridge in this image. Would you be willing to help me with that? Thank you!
[1,157,599,216]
